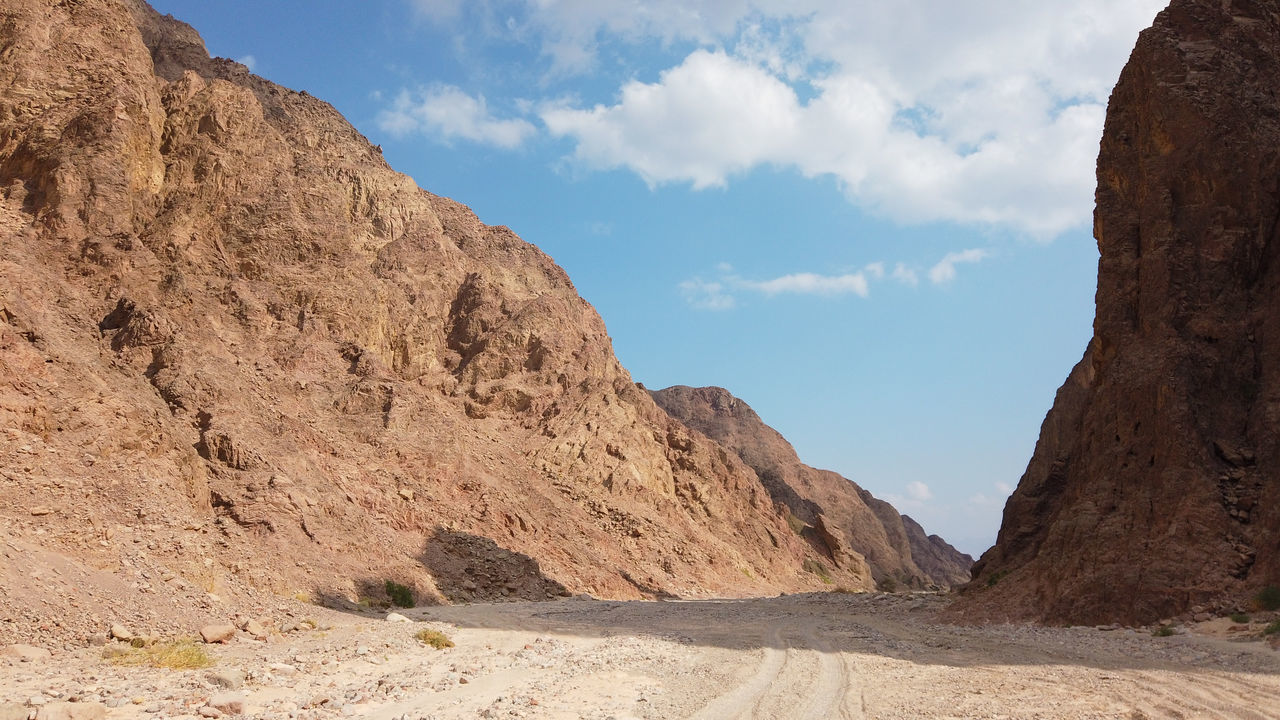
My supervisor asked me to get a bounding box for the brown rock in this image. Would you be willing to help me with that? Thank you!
[1,644,51,661]
[962,0,1280,625]
[206,693,244,715]
[0,704,28,720]
[200,625,236,644]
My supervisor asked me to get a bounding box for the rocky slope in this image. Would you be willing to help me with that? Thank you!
[0,0,880,645]
[961,0,1280,625]
[652,386,972,589]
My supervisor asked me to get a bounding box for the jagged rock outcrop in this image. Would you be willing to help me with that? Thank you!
[0,0,867,643]
[651,386,972,589]
[962,0,1280,625]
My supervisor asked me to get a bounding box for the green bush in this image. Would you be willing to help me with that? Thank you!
[385,580,414,608]
[1263,620,1280,636]
[1256,585,1280,612]
[1229,612,1251,624]
[415,628,454,649]
[1152,625,1175,637]
[878,577,899,593]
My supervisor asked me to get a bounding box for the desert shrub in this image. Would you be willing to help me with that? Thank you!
[1256,585,1280,612]
[802,558,832,584]
[1151,625,1175,637]
[1229,612,1251,624]
[1263,620,1280,636]
[985,570,1009,588]
[415,628,454,649]
[831,586,860,594]
[878,577,899,593]
[385,580,414,608]
[785,512,806,535]
[104,639,214,669]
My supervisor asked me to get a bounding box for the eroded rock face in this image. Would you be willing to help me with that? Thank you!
[962,0,1280,625]
[0,0,864,642]
[651,386,972,589]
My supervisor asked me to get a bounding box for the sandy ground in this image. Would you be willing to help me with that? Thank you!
[4,592,1280,719]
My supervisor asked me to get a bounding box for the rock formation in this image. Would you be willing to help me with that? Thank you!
[652,386,972,589]
[963,0,1280,625]
[0,0,878,643]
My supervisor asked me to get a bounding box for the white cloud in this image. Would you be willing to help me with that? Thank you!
[236,54,256,71]
[928,248,988,285]
[679,278,736,311]
[994,481,1013,495]
[679,254,981,308]
[409,0,463,24]
[891,263,918,287]
[486,0,1165,237]
[744,271,869,298]
[378,85,536,149]
[906,480,933,502]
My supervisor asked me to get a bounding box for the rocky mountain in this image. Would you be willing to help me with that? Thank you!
[960,0,1280,625]
[0,0,886,644]
[652,386,972,589]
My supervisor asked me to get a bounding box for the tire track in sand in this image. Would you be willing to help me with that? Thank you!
[689,625,788,720]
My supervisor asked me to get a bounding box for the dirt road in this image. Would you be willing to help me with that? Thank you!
[4,592,1280,719]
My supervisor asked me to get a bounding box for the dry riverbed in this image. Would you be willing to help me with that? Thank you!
[3,592,1280,719]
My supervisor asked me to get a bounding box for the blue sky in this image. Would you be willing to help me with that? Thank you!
[148,0,1166,557]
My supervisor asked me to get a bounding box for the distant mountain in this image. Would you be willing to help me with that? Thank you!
[651,386,972,589]
[960,0,1280,625]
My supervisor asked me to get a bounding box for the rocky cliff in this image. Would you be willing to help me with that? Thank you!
[962,0,1280,625]
[0,0,877,644]
[652,386,972,589]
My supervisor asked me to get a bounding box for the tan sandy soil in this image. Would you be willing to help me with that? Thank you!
[3,592,1280,720]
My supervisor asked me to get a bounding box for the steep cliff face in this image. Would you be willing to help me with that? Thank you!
[0,0,868,642]
[651,386,972,589]
[963,0,1280,625]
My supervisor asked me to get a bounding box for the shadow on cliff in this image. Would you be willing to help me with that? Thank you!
[312,527,570,613]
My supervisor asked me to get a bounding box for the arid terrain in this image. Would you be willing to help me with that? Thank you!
[4,592,1280,720]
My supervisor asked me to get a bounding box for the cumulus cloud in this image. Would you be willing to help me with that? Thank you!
[906,481,933,502]
[928,248,988,285]
[452,0,1163,237]
[378,85,536,149]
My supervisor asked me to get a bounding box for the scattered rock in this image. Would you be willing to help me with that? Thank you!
[385,613,411,623]
[198,707,222,719]
[109,624,134,642]
[200,625,236,644]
